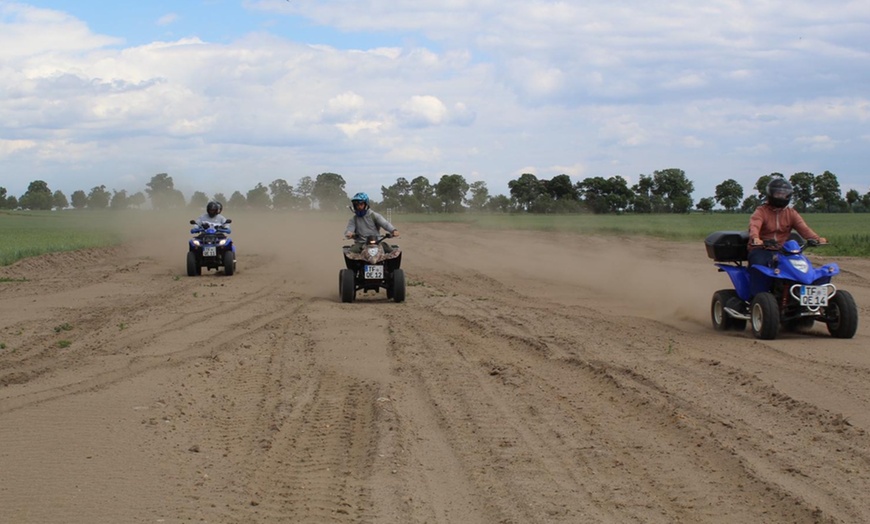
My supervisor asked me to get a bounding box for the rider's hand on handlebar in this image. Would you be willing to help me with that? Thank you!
[391,230,399,238]
[751,237,763,246]
[345,232,354,239]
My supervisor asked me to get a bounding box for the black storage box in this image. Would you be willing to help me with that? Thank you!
[704,230,749,261]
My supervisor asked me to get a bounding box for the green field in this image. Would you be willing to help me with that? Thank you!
[0,210,124,266]
[2,210,869,267]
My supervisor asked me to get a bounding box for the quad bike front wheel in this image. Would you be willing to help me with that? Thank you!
[711,289,746,332]
[750,292,780,340]
[340,269,356,303]
[826,289,858,339]
[187,251,201,276]
[223,250,235,276]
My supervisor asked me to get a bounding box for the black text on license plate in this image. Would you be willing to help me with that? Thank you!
[364,265,384,279]
[800,285,827,306]
[203,246,217,257]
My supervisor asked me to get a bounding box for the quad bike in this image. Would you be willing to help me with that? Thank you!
[187,219,236,276]
[706,230,857,340]
[339,234,404,303]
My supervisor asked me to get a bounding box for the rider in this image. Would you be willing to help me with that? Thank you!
[194,201,228,228]
[344,192,399,253]
[747,176,826,268]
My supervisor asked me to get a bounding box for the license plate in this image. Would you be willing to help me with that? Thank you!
[800,285,828,307]
[364,265,384,279]
[203,246,217,257]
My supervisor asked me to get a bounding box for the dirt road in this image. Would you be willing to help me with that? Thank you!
[2,213,869,523]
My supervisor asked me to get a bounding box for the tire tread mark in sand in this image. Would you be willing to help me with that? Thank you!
[0,282,308,414]
[391,280,858,523]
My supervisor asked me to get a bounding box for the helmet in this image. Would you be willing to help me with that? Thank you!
[765,177,793,208]
[206,201,221,217]
[351,192,370,217]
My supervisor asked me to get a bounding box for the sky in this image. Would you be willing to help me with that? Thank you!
[1,0,869,205]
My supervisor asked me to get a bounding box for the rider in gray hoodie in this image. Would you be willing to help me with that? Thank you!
[344,192,399,253]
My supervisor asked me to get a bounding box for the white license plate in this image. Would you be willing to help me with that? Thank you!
[800,285,828,306]
[203,246,217,257]
[364,265,384,279]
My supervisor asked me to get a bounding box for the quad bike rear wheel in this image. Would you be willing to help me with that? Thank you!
[750,292,780,340]
[826,289,858,339]
[711,289,746,332]
[223,250,235,276]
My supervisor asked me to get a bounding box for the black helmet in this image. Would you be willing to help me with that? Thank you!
[766,177,793,208]
[206,201,221,217]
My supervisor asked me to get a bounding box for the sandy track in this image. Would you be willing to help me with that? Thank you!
[1,214,869,523]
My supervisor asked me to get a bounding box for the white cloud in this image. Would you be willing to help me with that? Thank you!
[1,1,868,201]
[398,95,448,128]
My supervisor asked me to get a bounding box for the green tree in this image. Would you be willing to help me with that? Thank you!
[213,193,227,206]
[19,180,53,210]
[87,185,111,209]
[741,195,761,213]
[110,190,128,210]
[228,191,246,209]
[128,192,147,208]
[294,176,314,210]
[508,173,543,212]
[578,176,633,214]
[544,174,578,201]
[146,173,179,210]
[813,171,844,212]
[312,173,347,211]
[789,172,815,212]
[696,197,715,213]
[189,191,209,210]
[71,190,88,209]
[435,174,469,212]
[381,177,411,212]
[52,190,69,210]
[466,181,490,211]
[409,176,435,213]
[631,175,655,213]
[246,182,272,210]
[0,187,8,209]
[845,189,860,212]
[714,179,743,212]
[485,194,513,212]
[270,179,299,210]
[651,168,694,213]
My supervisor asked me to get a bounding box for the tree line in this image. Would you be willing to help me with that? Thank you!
[2,168,868,214]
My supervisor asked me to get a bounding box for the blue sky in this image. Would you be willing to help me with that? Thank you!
[2,0,869,205]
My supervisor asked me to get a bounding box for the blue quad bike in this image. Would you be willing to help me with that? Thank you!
[706,230,858,340]
[339,234,405,303]
[187,219,236,276]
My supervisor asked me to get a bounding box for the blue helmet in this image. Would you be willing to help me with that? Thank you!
[351,192,370,216]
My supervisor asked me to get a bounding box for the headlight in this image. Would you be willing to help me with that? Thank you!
[192,240,201,247]
[219,239,227,246]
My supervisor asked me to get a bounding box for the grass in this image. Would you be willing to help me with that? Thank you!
[2,209,869,264]
[0,210,122,266]
[400,212,870,257]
